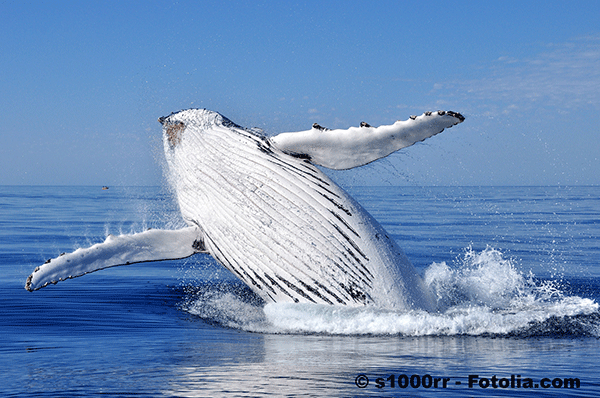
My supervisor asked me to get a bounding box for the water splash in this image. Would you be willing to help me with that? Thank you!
[425,246,563,310]
[181,247,599,336]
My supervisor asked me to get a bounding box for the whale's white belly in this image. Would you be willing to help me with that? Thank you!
[165,113,434,310]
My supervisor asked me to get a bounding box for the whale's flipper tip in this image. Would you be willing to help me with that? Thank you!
[444,110,465,123]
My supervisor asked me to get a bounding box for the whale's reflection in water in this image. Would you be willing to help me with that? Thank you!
[164,329,597,397]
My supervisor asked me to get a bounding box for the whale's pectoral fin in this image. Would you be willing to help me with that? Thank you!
[270,110,464,170]
[25,226,206,291]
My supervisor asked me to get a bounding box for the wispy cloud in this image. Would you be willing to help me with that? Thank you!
[435,35,600,114]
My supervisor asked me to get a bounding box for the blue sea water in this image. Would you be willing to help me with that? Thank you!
[1,185,599,397]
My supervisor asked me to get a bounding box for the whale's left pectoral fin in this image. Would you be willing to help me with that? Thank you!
[26,226,206,291]
[270,110,464,170]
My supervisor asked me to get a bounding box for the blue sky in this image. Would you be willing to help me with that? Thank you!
[1,0,599,186]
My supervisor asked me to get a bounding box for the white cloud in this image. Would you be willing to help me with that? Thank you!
[436,35,600,114]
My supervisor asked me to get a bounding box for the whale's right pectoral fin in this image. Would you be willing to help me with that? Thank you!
[270,110,464,170]
[26,226,206,291]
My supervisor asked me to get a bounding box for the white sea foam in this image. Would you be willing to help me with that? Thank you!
[182,247,599,336]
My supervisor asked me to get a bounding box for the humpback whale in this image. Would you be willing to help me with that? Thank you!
[26,109,464,311]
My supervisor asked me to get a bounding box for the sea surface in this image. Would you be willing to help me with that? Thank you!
[1,185,599,397]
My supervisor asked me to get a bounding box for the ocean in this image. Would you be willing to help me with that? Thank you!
[1,185,599,397]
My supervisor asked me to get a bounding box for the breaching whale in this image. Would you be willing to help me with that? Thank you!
[26,109,464,311]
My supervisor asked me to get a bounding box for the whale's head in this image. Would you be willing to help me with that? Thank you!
[158,108,268,176]
[158,108,242,148]
[157,108,268,220]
